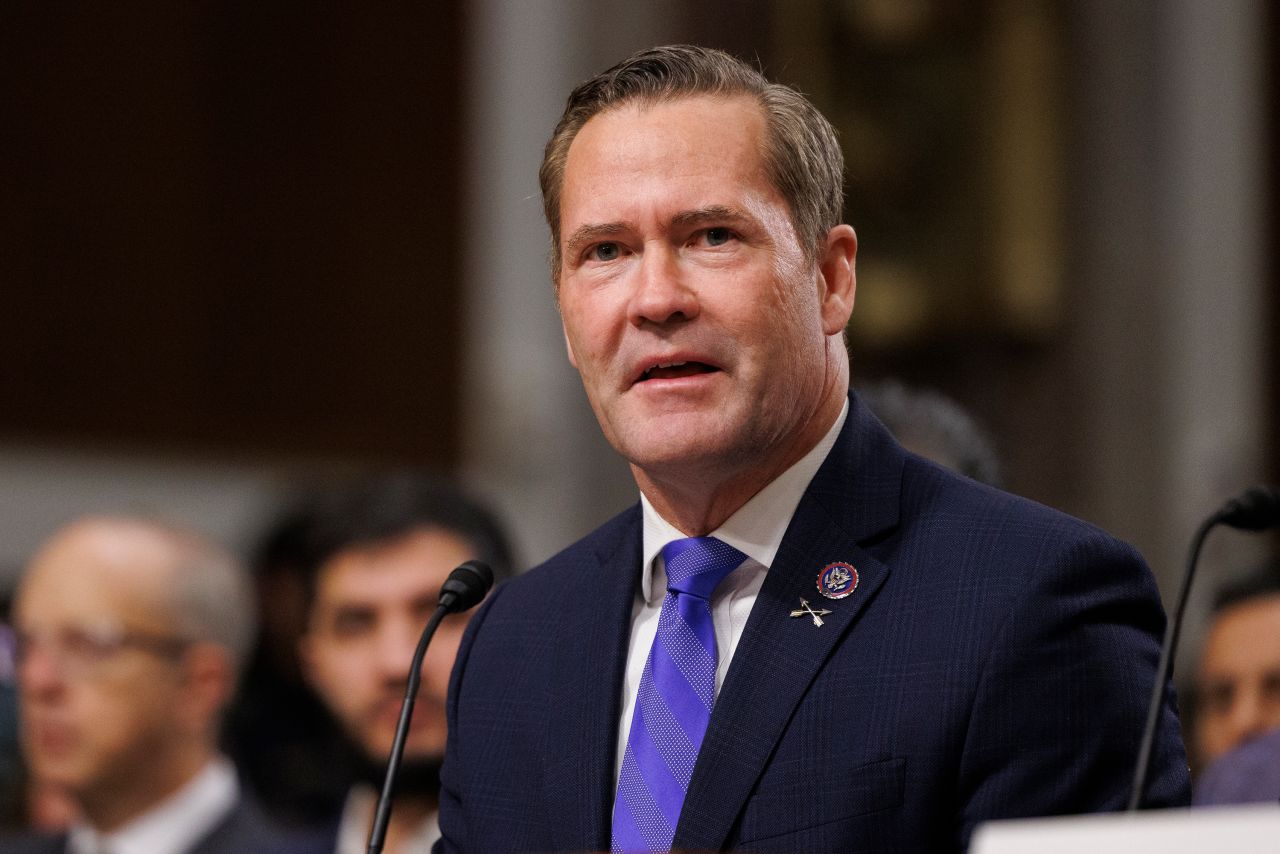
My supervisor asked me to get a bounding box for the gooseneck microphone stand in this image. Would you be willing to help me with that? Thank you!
[367,559,494,854]
[1127,485,1279,811]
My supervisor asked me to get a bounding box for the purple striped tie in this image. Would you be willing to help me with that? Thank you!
[611,537,746,853]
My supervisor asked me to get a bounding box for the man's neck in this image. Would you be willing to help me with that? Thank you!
[364,793,435,854]
[634,389,846,536]
[81,749,209,832]
[635,467,775,536]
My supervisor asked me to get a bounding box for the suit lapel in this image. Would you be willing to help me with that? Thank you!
[543,509,643,853]
[674,395,905,850]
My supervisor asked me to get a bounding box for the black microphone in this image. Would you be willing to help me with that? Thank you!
[1127,485,1280,811]
[367,560,495,854]
[1217,485,1280,531]
[438,559,495,612]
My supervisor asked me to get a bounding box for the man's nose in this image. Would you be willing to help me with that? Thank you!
[421,624,467,688]
[17,643,67,698]
[628,245,699,327]
[1225,686,1269,748]
[373,622,420,679]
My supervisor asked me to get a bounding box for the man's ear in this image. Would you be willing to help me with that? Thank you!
[562,322,579,370]
[817,224,857,335]
[176,642,235,735]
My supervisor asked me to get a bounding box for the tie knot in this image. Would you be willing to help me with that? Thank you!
[660,537,745,600]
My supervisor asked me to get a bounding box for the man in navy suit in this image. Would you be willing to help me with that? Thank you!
[436,44,1189,853]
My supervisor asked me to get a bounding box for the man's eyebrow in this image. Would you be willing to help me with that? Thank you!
[563,207,753,259]
[670,205,750,228]
[564,222,629,259]
[330,603,376,615]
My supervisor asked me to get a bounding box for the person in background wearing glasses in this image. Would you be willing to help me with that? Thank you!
[0,516,302,854]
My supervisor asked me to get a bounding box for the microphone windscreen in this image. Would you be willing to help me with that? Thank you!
[1218,485,1280,531]
[438,559,495,613]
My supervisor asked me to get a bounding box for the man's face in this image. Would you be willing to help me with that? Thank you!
[14,528,192,804]
[300,528,475,763]
[1195,594,1280,765]
[556,95,854,485]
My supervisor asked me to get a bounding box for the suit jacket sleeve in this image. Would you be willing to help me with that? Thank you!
[435,580,508,854]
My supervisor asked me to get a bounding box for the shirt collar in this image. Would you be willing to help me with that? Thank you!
[335,784,440,854]
[639,399,848,603]
[70,757,238,854]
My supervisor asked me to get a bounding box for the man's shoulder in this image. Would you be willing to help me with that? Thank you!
[0,832,65,854]
[900,452,1133,550]
[190,796,326,854]
[1194,728,1280,806]
[819,395,1133,565]
[496,503,641,601]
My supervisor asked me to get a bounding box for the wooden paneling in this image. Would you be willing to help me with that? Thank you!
[0,4,464,464]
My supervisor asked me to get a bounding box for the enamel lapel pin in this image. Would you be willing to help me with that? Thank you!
[817,561,859,599]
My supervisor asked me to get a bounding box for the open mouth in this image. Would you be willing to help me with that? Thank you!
[640,361,719,382]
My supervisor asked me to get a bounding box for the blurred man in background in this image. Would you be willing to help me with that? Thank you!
[293,474,513,854]
[1193,559,1280,768]
[2,516,288,854]
[223,501,351,831]
[857,379,1002,487]
[0,615,23,830]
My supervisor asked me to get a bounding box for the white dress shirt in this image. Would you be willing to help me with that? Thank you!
[68,757,238,854]
[614,401,848,787]
[334,784,439,854]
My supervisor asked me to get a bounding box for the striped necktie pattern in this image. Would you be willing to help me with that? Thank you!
[611,536,746,853]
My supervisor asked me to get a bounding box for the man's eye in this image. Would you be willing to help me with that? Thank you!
[1201,681,1235,714]
[590,242,621,262]
[412,595,438,621]
[62,629,118,662]
[330,611,375,637]
[705,227,733,246]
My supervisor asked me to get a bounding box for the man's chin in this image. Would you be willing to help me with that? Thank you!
[623,431,745,478]
[366,726,445,765]
[26,758,85,791]
[352,751,443,799]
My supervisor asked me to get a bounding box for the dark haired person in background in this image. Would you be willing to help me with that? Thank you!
[1192,560,1280,772]
[857,379,1002,487]
[240,474,514,854]
[222,500,352,834]
[436,44,1188,853]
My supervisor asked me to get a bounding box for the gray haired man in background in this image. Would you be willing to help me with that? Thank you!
[2,516,294,854]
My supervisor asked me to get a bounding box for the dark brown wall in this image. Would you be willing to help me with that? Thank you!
[0,3,464,464]
[1271,0,1279,487]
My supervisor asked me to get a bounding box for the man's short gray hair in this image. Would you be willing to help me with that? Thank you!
[164,528,257,676]
[65,516,257,676]
[539,44,846,283]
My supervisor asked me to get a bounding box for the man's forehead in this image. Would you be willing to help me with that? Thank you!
[36,519,161,563]
[1201,600,1280,675]
[560,95,775,228]
[314,528,475,602]
[19,534,173,621]
[585,91,763,128]
[1211,594,1280,634]
[567,93,765,168]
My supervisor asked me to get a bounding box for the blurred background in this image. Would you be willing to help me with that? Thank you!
[0,0,1275,684]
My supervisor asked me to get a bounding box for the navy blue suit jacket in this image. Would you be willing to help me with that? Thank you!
[437,396,1189,852]
[0,797,308,853]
